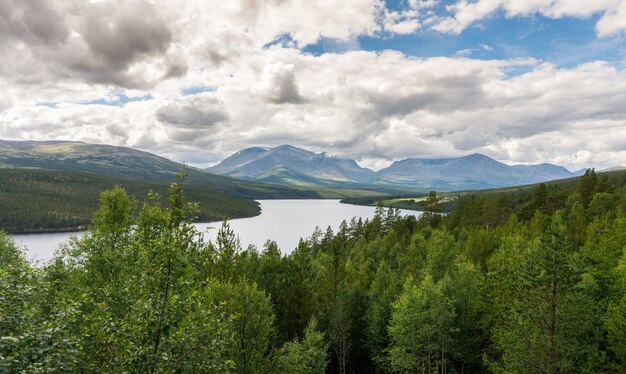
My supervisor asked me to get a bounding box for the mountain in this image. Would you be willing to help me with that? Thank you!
[0,140,318,200]
[210,144,376,187]
[211,146,585,191]
[377,153,583,190]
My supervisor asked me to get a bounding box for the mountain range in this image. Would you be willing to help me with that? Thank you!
[0,139,585,194]
[0,140,318,200]
[210,145,584,191]
[0,139,589,233]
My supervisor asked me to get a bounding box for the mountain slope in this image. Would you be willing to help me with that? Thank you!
[0,168,261,233]
[376,153,584,190]
[0,140,179,179]
[211,145,584,191]
[210,145,376,186]
[0,140,318,200]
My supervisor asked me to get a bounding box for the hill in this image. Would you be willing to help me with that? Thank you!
[0,168,261,233]
[0,140,319,200]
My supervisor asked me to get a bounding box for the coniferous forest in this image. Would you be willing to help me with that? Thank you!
[1,169,625,373]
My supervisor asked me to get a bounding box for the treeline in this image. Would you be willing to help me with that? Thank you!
[0,168,260,233]
[343,169,626,215]
[1,169,625,372]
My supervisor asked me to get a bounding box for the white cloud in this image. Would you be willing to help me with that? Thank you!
[382,9,422,35]
[433,0,626,37]
[409,0,438,9]
[0,84,11,112]
[0,0,626,172]
[596,1,626,37]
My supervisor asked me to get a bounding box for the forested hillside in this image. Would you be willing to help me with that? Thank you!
[0,168,261,233]
[1,169,625,372]
[0,139,324,201]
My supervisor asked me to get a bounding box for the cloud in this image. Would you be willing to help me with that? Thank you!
[455,48,476,57]
[1,0,626,171]
[79,2,172,67]
[409,0,438,9]
[0,0,182,89]
[156,93,229,129]
[433,0,626,37]
[382,9,421,35]
[63,0,179,88]
[0,84,11,112]
[596,1,626,37]
[0,0,68,45]
[254,62,303,104]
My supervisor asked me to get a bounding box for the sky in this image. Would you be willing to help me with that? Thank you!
[1,0,626,171]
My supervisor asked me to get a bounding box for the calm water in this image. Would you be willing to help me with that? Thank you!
[13,200,420,264]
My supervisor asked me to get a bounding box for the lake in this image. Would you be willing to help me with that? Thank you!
[13,199,421,264]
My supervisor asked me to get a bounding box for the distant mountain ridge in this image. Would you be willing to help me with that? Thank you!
[0,139,586,194]
[376,153,580,190]
[210,145,584,191]
[0,139,319,200]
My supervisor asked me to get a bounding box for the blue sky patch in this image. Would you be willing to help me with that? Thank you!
[304,4,625,70]
[180,86,217,96]
[36,102,59,109]
[78,94,153,107]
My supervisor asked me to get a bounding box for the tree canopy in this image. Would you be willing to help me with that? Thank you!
[1,169,626,372]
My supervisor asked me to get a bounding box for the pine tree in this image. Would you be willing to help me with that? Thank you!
[491,213,601,373]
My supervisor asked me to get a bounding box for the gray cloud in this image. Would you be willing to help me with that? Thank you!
[156,94,229,129]
[255,62,303,104]
[0,0,182,89]
[0,0,68,45]
[79,2,172,68]
[60,1,176,88]
[163,54,189,79]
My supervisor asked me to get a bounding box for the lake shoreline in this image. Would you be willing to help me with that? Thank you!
[15,200,421,263]
[3,211,262,235]
[6,227,88,235]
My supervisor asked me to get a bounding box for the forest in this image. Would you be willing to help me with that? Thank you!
[1,169,625,373]
[0,168,261,233]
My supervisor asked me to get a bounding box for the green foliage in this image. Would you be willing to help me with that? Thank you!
[275,318,329,374]
[606,293,626,365]
[366,261,401,369]
[578,169,598,209]
[490,214,601,373]
[0,168,261,233]
[388,275,456,373]
[2,167,625,373]
[422,191,442,227]
[205,280,276,374]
